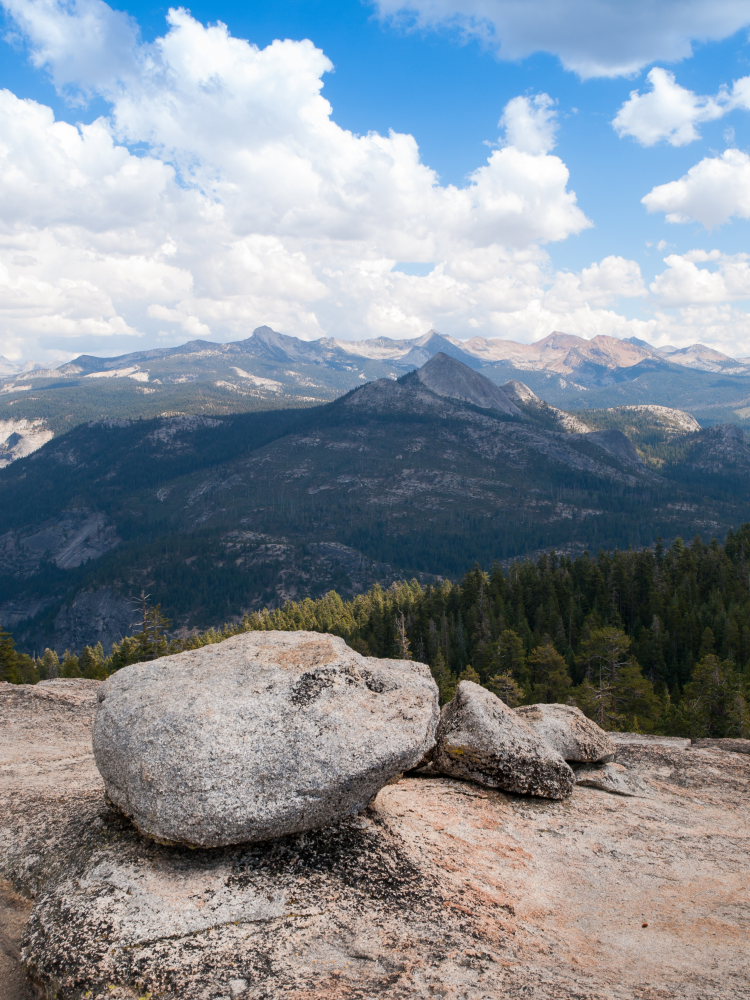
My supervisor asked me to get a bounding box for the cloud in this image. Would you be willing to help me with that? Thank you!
[3,5,590,258]
[2,0,139,95]
[546,256,647,310]
[0,89,179,231]
[500,93,557,155]
[642,149,750,227]
[1,1,749,363]
[613,68,724,146]
[373,0,750,78]
[650,250,750,305]
[613,67,750,146]
[0,3,598,361]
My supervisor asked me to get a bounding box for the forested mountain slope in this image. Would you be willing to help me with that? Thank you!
[1,355,750,651]
[3,530,748,739]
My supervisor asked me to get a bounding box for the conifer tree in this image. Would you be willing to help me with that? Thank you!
[527,643,573,704]
[38,648,60,680]
[679,654,748,738]
[0,627,21,684]
[487,672,524,706]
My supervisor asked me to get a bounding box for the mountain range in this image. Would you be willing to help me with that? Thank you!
[2,327,750,466]
[2,353,749,653]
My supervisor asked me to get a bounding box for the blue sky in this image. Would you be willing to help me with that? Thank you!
[2,0,750,362]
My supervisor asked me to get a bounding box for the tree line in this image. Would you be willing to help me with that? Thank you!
[2,529,749,738]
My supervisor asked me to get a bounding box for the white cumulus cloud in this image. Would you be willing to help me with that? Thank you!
[643,149,750,227]
[2,0,140,95]
[613,67,750,146]
[613,68,724,146]
[500,93,557,155]
[2,1,750,362]
[546,257,647,311]
[650,251,750,305]
[373,0,750,78]
[0,2,598,361]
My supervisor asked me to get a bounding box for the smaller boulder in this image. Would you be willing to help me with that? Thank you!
[431,682,574,799]
[516,704,616,763]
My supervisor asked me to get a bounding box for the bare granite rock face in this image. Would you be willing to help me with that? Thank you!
[691,737,750,754]
[93,631,439,847]
[3,679,750,1000]
[431,681,575,798]
[516,703,617,762]
[574,760,652,797]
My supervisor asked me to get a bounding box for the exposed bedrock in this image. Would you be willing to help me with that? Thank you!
[3,680,749,1000]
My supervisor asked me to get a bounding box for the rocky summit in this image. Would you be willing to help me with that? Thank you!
[431,681,575,798]
[93,631,439,847]
[2,678,749,1000]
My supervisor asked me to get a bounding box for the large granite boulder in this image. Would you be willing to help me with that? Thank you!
[93,631,439,847]
[431,682,574,799]
[516,703,616,762]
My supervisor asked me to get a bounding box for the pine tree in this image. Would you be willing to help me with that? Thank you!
[80,642,107,679]
[38,648,60,680]
[576,626,658,730]
[527,643,572,704]
[495,629,527,686]
[430,648,456,704]
[131,592,172,662]
[0,627,21,683]
[61,650,81,678]
[679,654,749,738]
[487,672,524,706]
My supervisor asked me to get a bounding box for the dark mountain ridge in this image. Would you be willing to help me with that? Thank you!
[1,355,749,652]
[3,326,750,469]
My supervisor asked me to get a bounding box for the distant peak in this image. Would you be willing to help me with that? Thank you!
[537,331,583,349]
[413,329,448,346]
[406,353,524,416]
[625,336,653,349]
[251,325,284,341]
[502,379,541,404]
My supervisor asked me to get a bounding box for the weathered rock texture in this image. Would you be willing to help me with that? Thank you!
[574,761,651,797]
[516,703,617,762]
[691,737,750,754]
[92,631,439,847]
[431,681,575,798]
[2,681,750,1000]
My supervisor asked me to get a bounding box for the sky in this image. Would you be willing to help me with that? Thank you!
[2,2,750,363]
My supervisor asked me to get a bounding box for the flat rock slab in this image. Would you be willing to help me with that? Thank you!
[3,682,750,1000]
[610,732,691,748]
[691,738,750,754]
[516,703,616,762]
[574,761,652,797]
[93,631,439,847]
[431,681,574,798]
